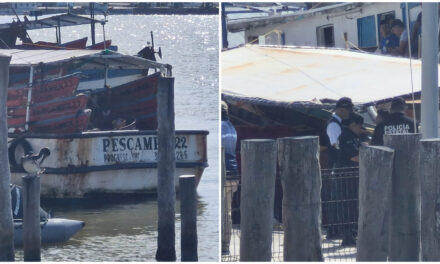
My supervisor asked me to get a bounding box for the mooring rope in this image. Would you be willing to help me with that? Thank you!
[405,2,418,132]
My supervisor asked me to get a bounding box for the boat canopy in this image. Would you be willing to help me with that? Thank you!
[222,45,440,107]
[0,13,106,31]
[0,49,171,74]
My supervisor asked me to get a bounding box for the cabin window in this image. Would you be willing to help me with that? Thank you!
[357,15,377,49]
[264,31,285,46]
[247,36,259,45]
[316,24,334,47]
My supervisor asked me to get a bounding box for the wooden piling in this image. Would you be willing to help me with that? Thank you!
[180,175,198,261]
[22,175,41,261]
[220,147,229,254]
[277,136,323,261]
[0,54,13,261]
[384,133,421,261]
[240,139,276,261]
[155,77,177,261]
[420,139,440,261]
[357,146,394,261]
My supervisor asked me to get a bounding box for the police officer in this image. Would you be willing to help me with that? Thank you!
[324,97,353,239]
[371,97,417,146]
[339,113,366,246]
[326,97,354,169]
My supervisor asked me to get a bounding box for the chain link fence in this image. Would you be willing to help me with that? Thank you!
[221,167,359,262]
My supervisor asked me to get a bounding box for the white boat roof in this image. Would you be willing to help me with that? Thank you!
[222,45,434,105]
[0,49,169,71]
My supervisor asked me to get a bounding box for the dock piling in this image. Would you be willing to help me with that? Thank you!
[240,139,276,261]
[277,136,323,261]
[180,175,198,261]
[420,139,440,261]
[155,77,177,261]
[0,55,13,261]
[357,146,394,261]
[22,175,41,261]
[384,133,421,261]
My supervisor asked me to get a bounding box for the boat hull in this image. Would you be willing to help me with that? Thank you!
[14,218,85,247]
[9,130,208,198]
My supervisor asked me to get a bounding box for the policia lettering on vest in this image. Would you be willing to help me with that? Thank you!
[371,97,418,146]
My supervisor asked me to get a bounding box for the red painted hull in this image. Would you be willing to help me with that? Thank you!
[28,111,90,133]
[87,40,112,50]
[21,37,88,50]
[106,73,159,130]
[7,73,81,107]
[8,94,89,127]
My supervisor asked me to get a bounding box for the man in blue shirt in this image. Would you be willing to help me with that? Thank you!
[379,20,400,55]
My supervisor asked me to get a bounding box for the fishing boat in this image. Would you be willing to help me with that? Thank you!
[3,48,208,198]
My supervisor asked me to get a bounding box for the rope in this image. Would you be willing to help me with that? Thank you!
[405,2,418,132]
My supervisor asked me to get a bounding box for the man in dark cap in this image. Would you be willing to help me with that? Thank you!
[371,97,417,145]
[338,113,368,246]
[326,97,354,169]
[324,97,353,239]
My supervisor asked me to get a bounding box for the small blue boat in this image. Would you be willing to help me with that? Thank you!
[14,218,85,247]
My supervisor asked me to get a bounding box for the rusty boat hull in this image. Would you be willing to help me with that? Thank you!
[8,130,208,198]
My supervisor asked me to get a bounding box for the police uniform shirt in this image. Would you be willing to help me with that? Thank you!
[339,128,360,168]
[371,112,417,145]
[326,113,343,147]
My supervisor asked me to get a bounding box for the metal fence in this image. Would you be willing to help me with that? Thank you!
[221,167,359,262]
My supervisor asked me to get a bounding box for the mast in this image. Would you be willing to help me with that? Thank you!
[421,3,439,138]
[221,3,228,49]
[90,3,96,45]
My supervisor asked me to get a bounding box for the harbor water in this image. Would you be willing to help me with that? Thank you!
[8,14,219,261]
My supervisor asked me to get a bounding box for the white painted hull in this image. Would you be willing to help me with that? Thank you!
[9,130,208,198]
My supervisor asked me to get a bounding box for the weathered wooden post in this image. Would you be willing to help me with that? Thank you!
[420,139,440,261]
[22,175,41,261]
[0,54,14,261]
[240,139,276,261]
[277,136,323,261]
[357,146,394,261]
[384,133,421,261]
[155,77,176,261]
[180,175,198,261]
[220,147,229,255]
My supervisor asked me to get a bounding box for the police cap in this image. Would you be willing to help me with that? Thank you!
[348,113,364,125]
[391,97,406,109]
[336,97,354,109]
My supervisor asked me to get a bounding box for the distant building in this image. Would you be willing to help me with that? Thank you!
[228,2,421,54]
[10,2,40,14]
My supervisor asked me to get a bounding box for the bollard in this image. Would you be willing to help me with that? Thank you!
[357,146,394,261]
[240,139,276,261]
[180,175,198,261]
[22,175,41,261]
[0,54,13,261]
[384,133,421,261]
[156,77,176,261]
[278,136,323,261]
[420,139,440,261]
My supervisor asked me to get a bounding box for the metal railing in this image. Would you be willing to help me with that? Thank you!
[221,167,359,262]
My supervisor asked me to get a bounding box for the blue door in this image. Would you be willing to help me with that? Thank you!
[357,15,377,48]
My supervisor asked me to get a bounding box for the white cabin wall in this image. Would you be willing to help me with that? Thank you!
[245,3,422,49]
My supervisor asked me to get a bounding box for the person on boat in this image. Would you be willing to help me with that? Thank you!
[221,100,239,255]
[10,184,49,220]
[371,97,418,146]
[323,97,353,239]
[389,19,409,57]
[379,20,400,55]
